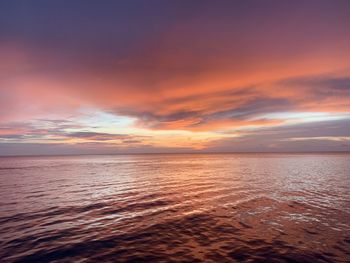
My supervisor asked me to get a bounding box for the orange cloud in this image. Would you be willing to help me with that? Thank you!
[1,0,350,154]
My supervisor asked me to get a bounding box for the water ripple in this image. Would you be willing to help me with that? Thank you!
[0,153,349,262]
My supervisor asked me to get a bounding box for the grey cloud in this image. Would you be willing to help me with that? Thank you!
[207,119,350,152]
[66,132,129,141]
[0,142,196,156]
[201,98,292,122]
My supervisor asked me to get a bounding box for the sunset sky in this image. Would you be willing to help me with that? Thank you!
[1,0,350,155]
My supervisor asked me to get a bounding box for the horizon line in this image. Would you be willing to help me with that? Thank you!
[1,151,350,158]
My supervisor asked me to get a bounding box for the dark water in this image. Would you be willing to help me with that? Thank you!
[0,153,350,262]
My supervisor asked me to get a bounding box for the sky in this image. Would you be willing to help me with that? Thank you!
[0,0,350,155]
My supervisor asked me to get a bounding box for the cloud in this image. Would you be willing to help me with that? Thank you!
[65,132,128,141]
[206,119,350,152]
[0,121,146,145]
[63,132,147,144]
[1,1,350,154]
[0,142,197,156]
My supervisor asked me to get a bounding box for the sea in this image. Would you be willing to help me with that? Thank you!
[0,153,349,262]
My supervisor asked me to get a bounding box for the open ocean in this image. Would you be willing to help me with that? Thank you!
[0,153,349,262]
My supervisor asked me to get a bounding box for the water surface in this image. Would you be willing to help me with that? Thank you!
[0,153,350,262]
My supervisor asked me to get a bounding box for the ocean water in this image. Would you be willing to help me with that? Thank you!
[0,153,349,262]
